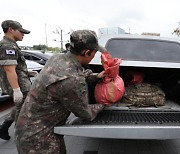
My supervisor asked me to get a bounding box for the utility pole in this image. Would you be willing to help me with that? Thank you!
[60,29,63,52]
[53,26,70,52]
[45,24,48,48]
[172,22,180,37]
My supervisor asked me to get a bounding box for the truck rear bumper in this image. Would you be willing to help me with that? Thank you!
[54,125,180,139]
[54,110,180,139]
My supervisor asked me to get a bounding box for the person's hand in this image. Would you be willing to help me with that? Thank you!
[84,69,93,77]
[28,70,38,77]
[97,71,106,79]
[90,104,105,121]
[13,88,23,104]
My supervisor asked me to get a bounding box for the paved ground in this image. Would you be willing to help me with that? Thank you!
[1,109,180,154]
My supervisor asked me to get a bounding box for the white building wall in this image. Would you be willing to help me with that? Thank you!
[98,27,125,37]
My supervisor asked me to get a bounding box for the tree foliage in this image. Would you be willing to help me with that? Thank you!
[33,44,48,50]
[32,44,61,52]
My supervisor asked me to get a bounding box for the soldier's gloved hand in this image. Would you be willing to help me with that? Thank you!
[13,88,23,104]
[89,104,105,121]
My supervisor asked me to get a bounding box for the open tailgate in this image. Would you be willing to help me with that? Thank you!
[54,110,180,139]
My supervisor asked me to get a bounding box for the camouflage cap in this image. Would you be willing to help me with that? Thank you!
[1,20,30,34]
[70,30,99,51]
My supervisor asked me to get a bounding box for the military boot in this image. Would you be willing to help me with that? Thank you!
[0,120,13,140]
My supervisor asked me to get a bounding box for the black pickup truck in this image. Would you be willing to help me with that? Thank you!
[54,34,180,139]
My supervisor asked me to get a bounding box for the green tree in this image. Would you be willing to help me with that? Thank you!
[33,44,48,51]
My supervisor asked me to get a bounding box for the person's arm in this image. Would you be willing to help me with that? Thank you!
[3,65,19,89]
[47,77,104,121]
[84,69,105,83]
[0,47,23,103]
[3,65,23,103]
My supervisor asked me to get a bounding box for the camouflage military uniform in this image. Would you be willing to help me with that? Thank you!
[0,36,31,121]
[15,52,104,154]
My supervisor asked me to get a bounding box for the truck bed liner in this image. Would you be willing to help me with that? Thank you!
[54,109,180,139]
[71,110,180,126]
[54,100,180,139]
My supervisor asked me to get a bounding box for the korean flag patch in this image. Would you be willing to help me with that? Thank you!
[6,50,16,55]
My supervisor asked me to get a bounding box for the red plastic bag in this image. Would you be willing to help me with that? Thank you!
[95,52,125,106]
[127,71,145,85]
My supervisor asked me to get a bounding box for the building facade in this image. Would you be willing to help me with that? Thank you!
[98,27,125,37]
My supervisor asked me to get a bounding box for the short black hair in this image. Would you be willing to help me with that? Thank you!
[65,43,70,49]
[2,27,8,33]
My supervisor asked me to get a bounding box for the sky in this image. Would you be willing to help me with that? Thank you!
[0,0,180,48]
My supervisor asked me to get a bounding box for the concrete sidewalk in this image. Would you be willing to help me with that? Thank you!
[1,115,180,154]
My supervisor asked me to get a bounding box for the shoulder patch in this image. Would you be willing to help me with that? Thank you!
[6,50,16,55]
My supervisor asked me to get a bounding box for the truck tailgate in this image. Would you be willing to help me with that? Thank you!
[54,110,180,139]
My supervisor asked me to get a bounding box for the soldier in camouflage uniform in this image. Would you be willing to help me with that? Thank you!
[15,30,105,154]
[0,20,31,140]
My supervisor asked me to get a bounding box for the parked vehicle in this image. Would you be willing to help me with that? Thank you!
[0,88,10,102]
[0,60,43,102]
[22,50,54,65]
[26,59,44,73]
[54,34,180,140]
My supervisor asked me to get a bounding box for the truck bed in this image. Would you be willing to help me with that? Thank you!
[54,100,180,139]
[64,100,180,126]
[113,99,180,111]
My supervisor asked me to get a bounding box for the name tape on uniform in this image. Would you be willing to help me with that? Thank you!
[6,50,16,55]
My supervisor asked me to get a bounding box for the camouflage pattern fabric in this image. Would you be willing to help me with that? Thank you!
[0,36,31,123]
[122,83,165,107]
[5,92,28,123]
[15,52,104,154]
[1,20,30,34]
[70,30,98,51]
[0,36,31,96]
